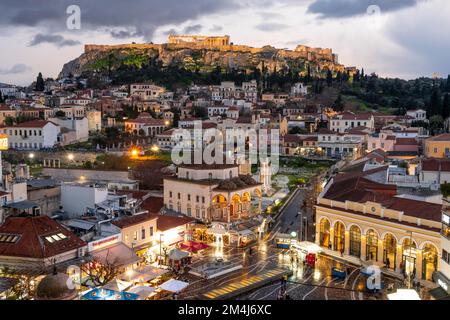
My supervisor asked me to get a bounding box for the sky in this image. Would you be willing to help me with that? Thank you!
[0,0,449,86]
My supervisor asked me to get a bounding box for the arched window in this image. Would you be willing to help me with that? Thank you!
[366,229,378,261]
[422,244,438,281]
[349,225,361,258]
[319,219,330,248]
[333,222,345,253]
[383,234,397,270]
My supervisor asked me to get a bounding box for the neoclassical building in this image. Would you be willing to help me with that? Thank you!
[164,162,262,223]
[315,167,442,282]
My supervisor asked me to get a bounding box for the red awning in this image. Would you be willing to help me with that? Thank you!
[179,241,209,253]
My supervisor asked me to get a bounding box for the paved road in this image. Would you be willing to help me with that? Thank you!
[175,185,431,300]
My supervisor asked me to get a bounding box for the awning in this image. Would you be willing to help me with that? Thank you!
[127,286,156,300]
[119,266,168,283]
[102,279,132,292]
[91,243,140,267]
[5,200,38,210]
[159,279,189,293]
[168,248,189,261]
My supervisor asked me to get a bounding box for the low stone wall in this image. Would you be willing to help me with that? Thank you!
[42,167,131,182]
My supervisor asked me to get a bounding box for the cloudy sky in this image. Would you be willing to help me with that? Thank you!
[0,0,448,86]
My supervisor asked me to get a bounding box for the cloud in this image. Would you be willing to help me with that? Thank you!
[307,0,421,19]
[183,24,203,34]
[0,0,240,41]
[29,33,81,47]
[210,25,223,32]
[255,22,290,31]
[0,64,32,75]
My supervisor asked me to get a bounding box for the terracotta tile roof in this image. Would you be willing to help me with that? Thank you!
[323,168,442,223]
[141,197,164,214]
[381,197,442,222]
[422,158,450,172]
[156,215,195,232]
[0,216,86,259]
[325,168,395,203]
[283,134,303,144]
[427,133,450,142]
[112,212,158,229]
[7,120,54,128]
[395,138,417,145]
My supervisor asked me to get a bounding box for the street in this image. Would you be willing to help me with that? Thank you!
[173,186,417,300]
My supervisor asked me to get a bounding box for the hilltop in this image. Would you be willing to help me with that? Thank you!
[58,35,357,89]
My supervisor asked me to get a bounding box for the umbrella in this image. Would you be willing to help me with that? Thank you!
[82,288,139,300]
[180,241,209,253]
[159,279,189,293]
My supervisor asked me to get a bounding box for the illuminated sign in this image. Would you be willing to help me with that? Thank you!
[88,234,121,252]
[0,134,8,151]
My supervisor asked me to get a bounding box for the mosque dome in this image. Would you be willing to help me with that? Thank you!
[35,272,78,300]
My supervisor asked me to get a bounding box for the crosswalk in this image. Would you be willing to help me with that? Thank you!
[202,269,291,300]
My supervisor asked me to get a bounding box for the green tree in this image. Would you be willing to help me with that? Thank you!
[55,110,65,118]
[442,93,450,120]
[35,72,45,91]
[333,94,344,112]
[429,88,442,117]
[326,70,333,87]
[173,112,180,128]
[429,115,444,135]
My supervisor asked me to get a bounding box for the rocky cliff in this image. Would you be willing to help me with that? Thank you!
[59,41,354,83]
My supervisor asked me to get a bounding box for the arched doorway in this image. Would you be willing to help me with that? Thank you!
[230,194,241,218]
[349,225,361,258]
[211,195,227,221]
[333,222,345,253]
[366,229,378,262]
[383,233,397,270]
[422,243,438,281]
[319,218,330,248]
[402,238,417,279]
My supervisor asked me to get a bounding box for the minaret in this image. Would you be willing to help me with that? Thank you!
[260,160,272,194]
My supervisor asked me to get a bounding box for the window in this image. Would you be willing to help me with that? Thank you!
[133,231,138,241]
[196,196,199,202]
[188,194,191,201]
[150,226,154,237]
[141,228,146,240]
[202,197,205,204]
[196,208,200,218]
[177,193,181,200]
[0,234,20,243]
[169,191,172,198]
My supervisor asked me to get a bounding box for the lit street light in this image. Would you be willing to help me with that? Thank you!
[28,153,35,159]
[67,153,74,161]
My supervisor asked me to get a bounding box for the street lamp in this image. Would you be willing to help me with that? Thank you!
[151,145,160,153]
[28,153,35,159]
[67,153,74,161]
[159,233,164,266]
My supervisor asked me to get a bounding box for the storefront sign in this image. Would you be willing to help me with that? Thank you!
[88,234,122,252]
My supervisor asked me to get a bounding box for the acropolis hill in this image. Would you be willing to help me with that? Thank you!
[60,35,356,79]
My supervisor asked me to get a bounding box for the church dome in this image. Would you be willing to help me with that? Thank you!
[35,272,78,300]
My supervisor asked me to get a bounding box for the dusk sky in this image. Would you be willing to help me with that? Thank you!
[0,0,449,86]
